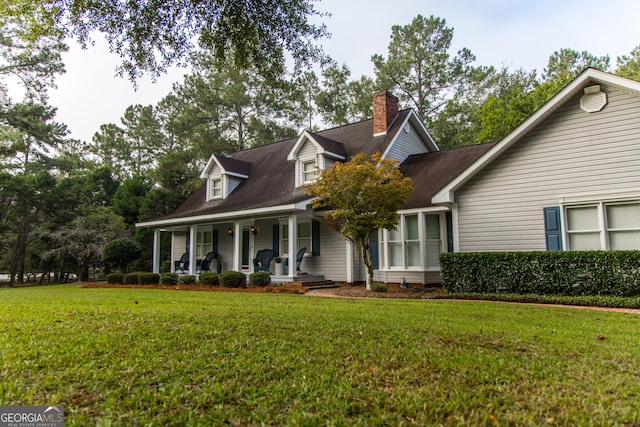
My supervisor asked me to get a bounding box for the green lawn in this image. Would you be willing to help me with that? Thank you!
[1,285,639,426]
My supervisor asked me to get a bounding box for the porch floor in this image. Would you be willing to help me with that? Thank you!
[270,274,326,284]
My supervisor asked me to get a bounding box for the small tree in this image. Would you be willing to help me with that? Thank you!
[102,237,142,273]
[307,152,413,290]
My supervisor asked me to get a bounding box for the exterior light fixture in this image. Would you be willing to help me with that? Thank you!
[250,225,257,235]
[228,227,234,237]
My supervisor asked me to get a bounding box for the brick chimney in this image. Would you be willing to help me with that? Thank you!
[373,91,399,136]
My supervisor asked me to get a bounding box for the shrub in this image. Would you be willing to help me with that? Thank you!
[440,250,640,296]
[106,273,123,284]
[219,271,247,288]
[160,273,178,285]
[371,282,387,292]
[123,272,140,285]
[249,271,271,287]
[178,275,196,285]
[199,272,219,286]
[139,273,160,285]
[160,260,171,273]
[102,237,142,273]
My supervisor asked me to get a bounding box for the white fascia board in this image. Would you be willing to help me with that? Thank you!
[380,110,439,161]
[136,200,313,228]
[224,171,249,179]
[287,130,313,161]
[200,154,218,179]
[397,206,449,215]
[431,68,627,205]
[322,151,346,161]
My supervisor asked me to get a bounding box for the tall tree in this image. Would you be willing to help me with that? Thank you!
[0,16,66,100]
[616,45,640,81]
[316,64,377,127]
[1,0,329,81]
[91,104,166,179]
[372,15,478,125]
[307,152,413,290]
[540,48,610,96]
[169,49,297,155]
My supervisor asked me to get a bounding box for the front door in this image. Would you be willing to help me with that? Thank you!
[241,228,251,270]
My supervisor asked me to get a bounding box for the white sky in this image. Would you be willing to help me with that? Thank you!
[44,0,640,143]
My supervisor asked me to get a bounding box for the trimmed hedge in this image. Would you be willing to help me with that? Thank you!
[123,272,141,285]
[178,275,196,285]
[249,271,271,287]
[106,273,123,284]
[219,271,247,288]
[440,250,640,296]
[139,273,160,285]
[199,272,219,286]
[160,273,178,285]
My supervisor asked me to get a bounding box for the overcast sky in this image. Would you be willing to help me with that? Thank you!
[44,0,640,143]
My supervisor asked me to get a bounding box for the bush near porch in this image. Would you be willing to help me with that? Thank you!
[441,250,640,296]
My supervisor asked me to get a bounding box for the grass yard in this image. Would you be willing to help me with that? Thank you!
[1,285,639,426]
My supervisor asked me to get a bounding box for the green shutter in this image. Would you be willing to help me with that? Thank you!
[543,206,563,251]
[312,220,321,256]
[272,224,279,257]
[370,234,379,270]
[445,212,454,252]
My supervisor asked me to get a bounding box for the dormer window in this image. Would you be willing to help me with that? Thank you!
[302,160,317,183]
[210,178,222,199]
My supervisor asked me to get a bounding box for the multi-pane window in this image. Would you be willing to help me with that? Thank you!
[302,160,317,183]
[425,215,441,268]
[607,203,640,250]
[565,202,640,250]
[405,215,420,267]
[210,178,222,199]
[196,229,212,259]
[382,214,442,269]
[281,222,312,256]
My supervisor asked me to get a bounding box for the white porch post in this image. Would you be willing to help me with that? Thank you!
[345,239,354,283]
[452,203,460,252]
[232,221,241,271]
[418,212,426,270]
[287,214,297,279]
[152,229,161,274]
[188,225,197,275]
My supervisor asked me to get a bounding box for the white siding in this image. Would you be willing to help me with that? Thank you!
[296,141,318,186]
[227,176,242,196]
[385,122,431,162]
[215,223,234,271]
[302,226,348,282]
[171,232,188,272]
[455,86,640,252]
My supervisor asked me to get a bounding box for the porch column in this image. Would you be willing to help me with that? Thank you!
[188,225,197,275]
[152,229,161,274]
[345,240,354,284]
[287,214,297,279]
[232,221,241,271]
[452,203,460,252]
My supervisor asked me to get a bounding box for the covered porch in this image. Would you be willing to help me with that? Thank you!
[148,211,325,283]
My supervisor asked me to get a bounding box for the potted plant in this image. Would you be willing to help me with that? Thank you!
[274,257,283,275]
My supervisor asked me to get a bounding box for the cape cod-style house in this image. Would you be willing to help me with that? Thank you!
[137,69,640,284]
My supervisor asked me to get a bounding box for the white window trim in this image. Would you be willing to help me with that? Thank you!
[379,213,444,271]
[207,176,224,201]
[279,218,313,258]
[561,197,640,251]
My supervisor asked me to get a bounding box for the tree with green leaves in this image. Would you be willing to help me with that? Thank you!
[91,104,167,180]
[1,0,328,81]
[316,64,377,127]
[169,49,298,155]
[616,45,640,81]
[102,237,141,274]
[372,15,480,126]
[306,152,413,290]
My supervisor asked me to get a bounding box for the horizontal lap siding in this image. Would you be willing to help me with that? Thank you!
[385,122,430,162]
[456,87,640,252]
[304,226,348,281]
